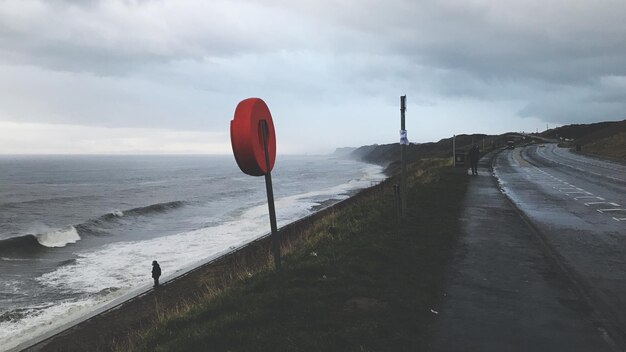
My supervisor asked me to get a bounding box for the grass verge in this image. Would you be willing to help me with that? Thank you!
[579,131,626,161]
[118,159,469,352]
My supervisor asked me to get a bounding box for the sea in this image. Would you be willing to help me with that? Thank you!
[0,154,385,351]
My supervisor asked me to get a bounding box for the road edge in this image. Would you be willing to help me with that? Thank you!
[490,148,625,352]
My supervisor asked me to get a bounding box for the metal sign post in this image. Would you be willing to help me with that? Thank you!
[261,120,281,272]
[400,95,407,219]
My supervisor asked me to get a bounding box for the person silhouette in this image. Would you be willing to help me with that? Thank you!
[152,260,161,287]
[468,145,480,176]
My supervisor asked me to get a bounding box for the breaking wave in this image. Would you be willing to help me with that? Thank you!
[0,201,187,255]
[35,227,81,248]
[0,227,81,255]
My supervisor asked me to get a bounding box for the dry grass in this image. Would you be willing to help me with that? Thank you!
[581,131,626,160]
[114,158,469,352]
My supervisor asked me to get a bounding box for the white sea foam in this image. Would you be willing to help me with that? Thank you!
[0,279,22,296]
[0,298,111,352]
[2,162,386,351]
[35,226,81,248]
[0,257,30,262]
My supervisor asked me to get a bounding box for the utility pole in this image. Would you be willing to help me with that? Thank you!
[400,95,407,219]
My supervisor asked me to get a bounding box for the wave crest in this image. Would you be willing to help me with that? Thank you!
[0,227,81,256]
[0,201,187,255]
[35,227,81,248]
[124,201,186,216]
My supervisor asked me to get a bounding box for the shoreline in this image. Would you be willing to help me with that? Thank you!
[20,171,388,352]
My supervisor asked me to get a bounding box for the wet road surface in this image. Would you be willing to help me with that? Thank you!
[493,144,626,348]
[429,151,619,352]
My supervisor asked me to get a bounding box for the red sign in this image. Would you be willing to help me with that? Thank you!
[230,98,276,176]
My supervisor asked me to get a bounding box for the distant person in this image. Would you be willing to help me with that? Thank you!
[468,145,480,176]
[152,260,161,287]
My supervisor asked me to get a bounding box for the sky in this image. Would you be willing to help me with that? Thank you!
[0,0,625,155]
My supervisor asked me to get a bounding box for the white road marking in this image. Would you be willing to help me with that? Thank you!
[517,148,625,223]
[538,146,626,182]
[584,202,621,207]
[597,209,626,213]
[574,196,602,200]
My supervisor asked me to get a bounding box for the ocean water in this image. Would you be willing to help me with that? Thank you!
[0,155,385,351]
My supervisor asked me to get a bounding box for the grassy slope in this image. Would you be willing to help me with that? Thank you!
[120,159,468,352]
[542,120,626,161]
[579,131,626,160]
[352,134,504,173]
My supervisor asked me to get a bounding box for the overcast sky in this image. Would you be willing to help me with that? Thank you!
[1,0,625,154]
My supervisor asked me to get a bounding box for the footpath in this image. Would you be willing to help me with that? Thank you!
[428,156,616,352]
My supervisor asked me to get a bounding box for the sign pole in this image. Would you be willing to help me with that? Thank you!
[261,120,281,272]
[453,134,456,167]
[400,95,407,219]
[230,98,280,273]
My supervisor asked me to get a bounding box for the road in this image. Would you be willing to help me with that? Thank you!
[493,143,626,346]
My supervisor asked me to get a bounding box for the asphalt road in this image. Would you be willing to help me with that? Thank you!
[429,152,616,352]
[493,143,626,347]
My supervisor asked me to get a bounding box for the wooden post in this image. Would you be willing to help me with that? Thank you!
[400,95,407,219]
[453,134,456,167]
[261,120,281,272]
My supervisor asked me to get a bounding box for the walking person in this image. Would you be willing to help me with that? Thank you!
[468,145,480,176]
[152,260,161,287]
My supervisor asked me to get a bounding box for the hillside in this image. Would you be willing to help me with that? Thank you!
[347,133,513,173]
[541,119,626,160]
[343,119,626,170]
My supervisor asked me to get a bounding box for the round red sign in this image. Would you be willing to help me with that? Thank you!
[230,98,276,176]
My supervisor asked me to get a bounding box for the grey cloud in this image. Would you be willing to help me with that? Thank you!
[518,85,626,124]
[519,99,626,125]
[1,0,626,136]
[274,0,626,86]
[0,0,310,75]
[4,0,626,85]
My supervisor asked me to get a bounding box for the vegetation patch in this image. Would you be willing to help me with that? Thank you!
[579,131,626,161]
[118,159,469,352]
[542,119,626,161]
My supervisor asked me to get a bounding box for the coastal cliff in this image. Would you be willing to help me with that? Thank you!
[338,133,492,173]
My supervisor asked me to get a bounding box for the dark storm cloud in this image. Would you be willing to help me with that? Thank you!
[0,0,306,75]
[268,0,626,123]
[1,0,625,132]
[290,0,626,83]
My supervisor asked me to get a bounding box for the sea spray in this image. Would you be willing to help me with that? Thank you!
[35,227,81,248]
